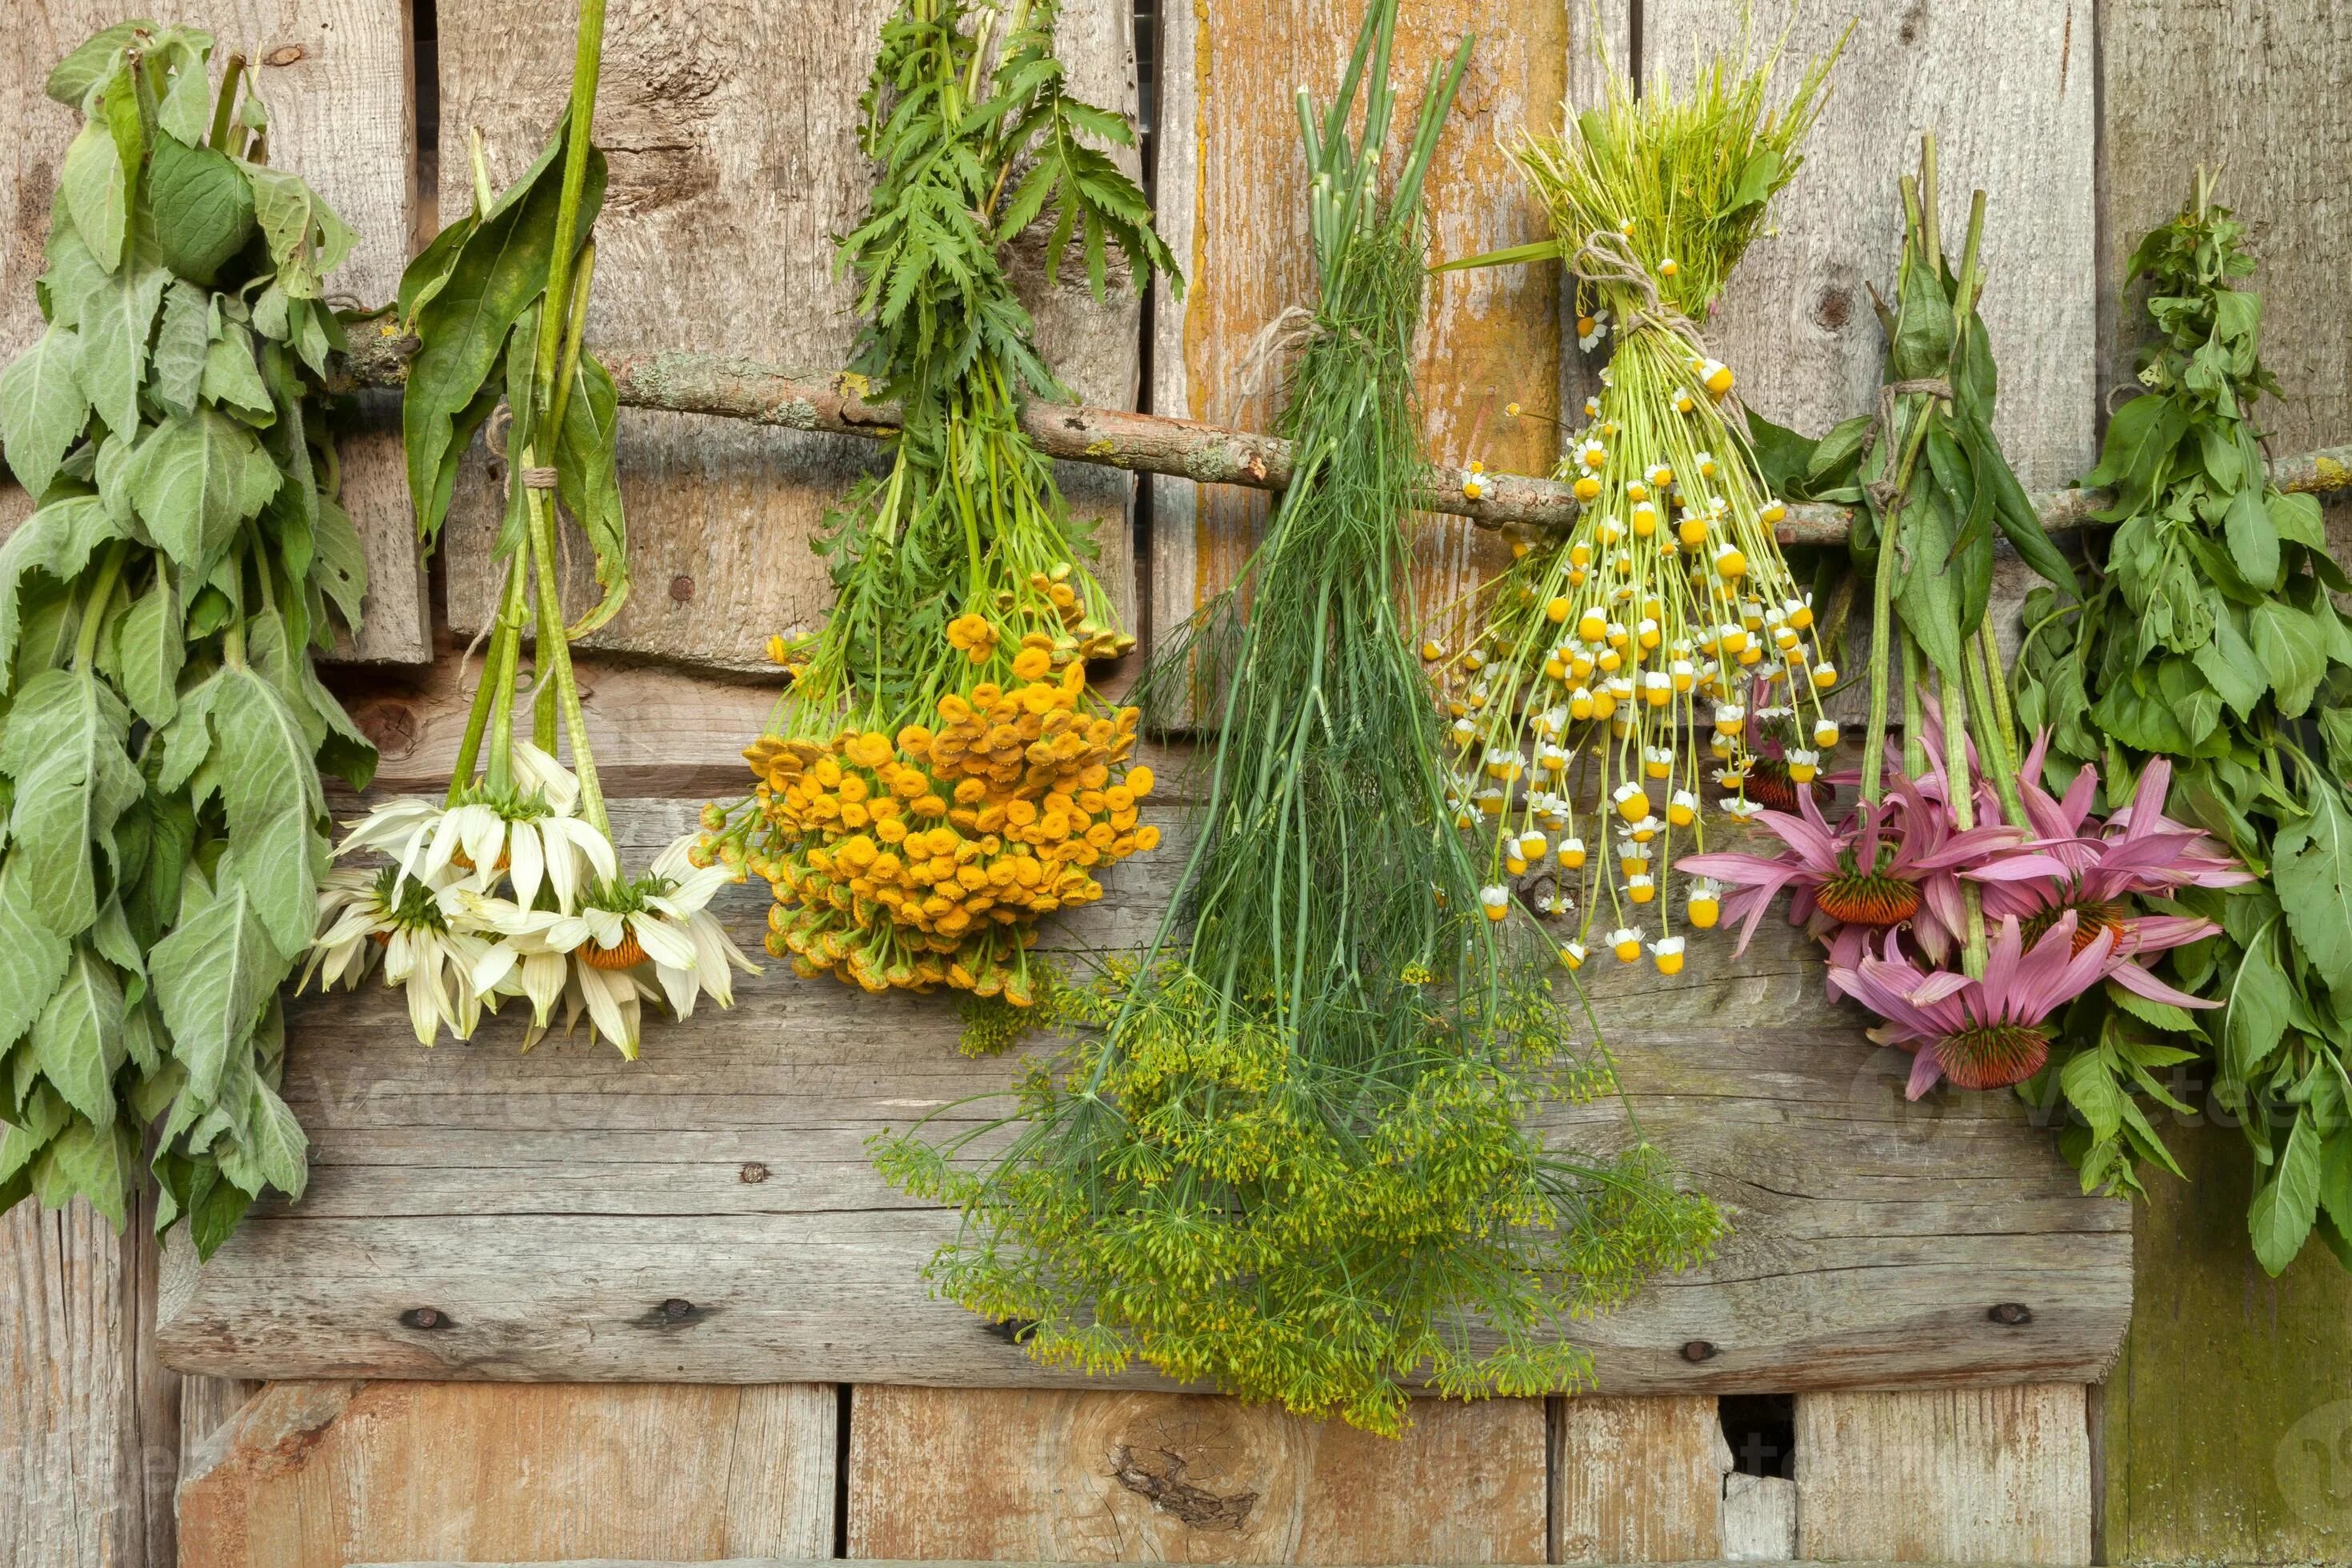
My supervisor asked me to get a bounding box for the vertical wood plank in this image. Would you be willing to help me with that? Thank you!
[846,1384,1546,1563]
[1794,1383,2092,1563]
[175,1380,838,1568]
[436,0,1142,674]
[1551,1394,1729,1563]
[2,2,427,661]
[1,1198,178,1568]
[1146,0,1569,654]
[1637,2,2098,489]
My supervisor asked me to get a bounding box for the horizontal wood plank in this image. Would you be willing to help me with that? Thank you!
[156,777,2128,1393]
[846,1385,1546,1562]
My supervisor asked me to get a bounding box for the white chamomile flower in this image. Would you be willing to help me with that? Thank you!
[1723,796,1765,823]
[1478,884,1512,922]
[1578,308,1611,351]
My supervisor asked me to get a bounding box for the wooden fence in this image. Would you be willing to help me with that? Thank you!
[5,0,2352,1564]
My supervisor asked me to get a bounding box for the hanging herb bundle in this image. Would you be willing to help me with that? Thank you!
[2015,173,2352,1273]
[1690,141,2225,1101]
[1431,30,1842,977]
[697,0,1180,1007]
[871,1,1722,1435]
[0,25,375,1253]
[316,0,752,1057]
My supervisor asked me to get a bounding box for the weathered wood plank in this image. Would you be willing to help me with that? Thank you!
[1553,1395,1728,1563]
[1719,1474,1798,1562]
[1795,1384,2092,1564]
[435,0,1141,674]
[2,1,429,662]
[846,1384,1544,1562]
[154,786,2128,1392]
[1,1194,178,1568]
[1638,2,2098,491]
[1146,0,1562,654]
[175,1380,837,1568]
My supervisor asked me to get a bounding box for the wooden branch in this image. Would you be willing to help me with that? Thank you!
[341,333,2352,542]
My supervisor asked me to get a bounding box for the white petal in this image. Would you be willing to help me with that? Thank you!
[470,938,522,997]
[578,964,638,1059]
[630,912,699,971]
[460,808,506,887]
[544,914,595,954]
[404,962,446,1046]
[654,961,699,1020]
[522,950,567,1022]
[509,821,545,910]
[584,908,626,950]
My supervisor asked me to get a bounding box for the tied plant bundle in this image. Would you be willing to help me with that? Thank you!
[699,0,1179,1012]
[871,0,1722,1436]
[314,0,754,1058]
[2016,174,2352,1273]
[1686,141,2230,1102]
[1430,28,1844,980]
[0,26,376,1253]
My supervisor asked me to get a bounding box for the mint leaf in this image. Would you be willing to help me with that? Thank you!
[125,406,282,570]
[0,325,90,497]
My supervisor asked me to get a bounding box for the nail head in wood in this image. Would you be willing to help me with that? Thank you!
[1989,1302,2034,1326]
[1681,1338,1718,1362]
[661,1298,694,1322]
[669,574,695,602]
[738,1160,769,1184]
[399,1306,445,1330]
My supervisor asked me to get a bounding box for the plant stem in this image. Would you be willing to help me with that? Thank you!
[522,442,609,834]
[1901,632,1926,778]
[483,534,534,797]
[1858,411,1937,804]
[74,543,129,669]
[444,563,516,805]
[1963,629,2026,829]
[206,54,246,150]
[533,0,608,423]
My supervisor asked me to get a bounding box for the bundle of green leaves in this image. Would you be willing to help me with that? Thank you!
[873,0,1721,1434]
[2014,174,2352,1273]
[0,24,376,1253]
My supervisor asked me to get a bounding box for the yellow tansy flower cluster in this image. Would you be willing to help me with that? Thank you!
[741,656,1158,1003]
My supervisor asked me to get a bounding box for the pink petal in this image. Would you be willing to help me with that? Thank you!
[1906,1046,1946,1100]
[2106,958,2223,1010]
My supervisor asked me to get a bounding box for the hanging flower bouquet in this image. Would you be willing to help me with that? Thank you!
[1677,140,2241,1098]
[1432,28,1846,978]
[308,0,754,1057]
[695,0,1178,1010]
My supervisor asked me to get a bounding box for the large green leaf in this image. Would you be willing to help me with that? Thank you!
[0,669,142,940]
[2222,483,2281,590]
[125,406,282,570]
[2222,920,2294,1086]
[242,1080,308,1199]
[212,667,322,955]
[2251,599,2328,718]
[0,874,72,1054]
[556,349,630,633]
[309,493,366,634]
[2274,784,2352,979]
[0,325,90,498]
[45,24,151,107]
[59,117,128,274]
[30,946,125,1128]
[149,878,282,1106]
[150,279,212,418]
[114,574,183,729]
[2251,1109,2325,1274]
[149,134,256,285]
[74,258,169,438]
[201,324,274,424]
[0,1084,69,1183]
[32,1114,134,1228]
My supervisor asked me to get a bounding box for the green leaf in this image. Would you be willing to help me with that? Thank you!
[2108,980,2201,1034]
[2270,489,2327,550]
[154,42,214,145]
[45,25,150,107]
[0,325,89,498]
[200,324,274,422]
[60,117,128,274]
[0,874,72,1054]
[2274,784,2352,979]
[212,668,322,955]
[0,1084,69,1183]
[2085,393,2189,518]
[150,280,212,418]
[2252,1109,2326,1274]
[555,350,630,634]
[2192,600,2268,720]
[150,878,282,1106]
[33,1114,134,1228]
[2320,1130,2352,1239]
[242,1079,307,1200]
[115,574,183,729]
[124,406,282,571]
[309,494,366,634]
[2222,483,2280,589]
[2252,599,2328,718]
[2222,921,2295,1086]
[149,134,258,285]
[0,669,142,939]
[75,258,170,438]
[0,495,133,677]
[30,946,125,1128]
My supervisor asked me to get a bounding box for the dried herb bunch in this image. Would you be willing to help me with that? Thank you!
[2016,174,2352,1272]
[873,0,1722,1434]
[703,0,1179,1006]
[1434,26,1843,977]
[0,25,378,1251]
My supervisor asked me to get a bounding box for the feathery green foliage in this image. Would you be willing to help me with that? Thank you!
[874,0,1722,1434]
[0,24,375,1253]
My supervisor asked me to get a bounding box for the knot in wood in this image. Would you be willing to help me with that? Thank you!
[1108,1444,1258,1531]
[1680,1338,1718,1363]
[1988,1302,2034,1326]
[262,43,306,67]
[399,1306,446,1330]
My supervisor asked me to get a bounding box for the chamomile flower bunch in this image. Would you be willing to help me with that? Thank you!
[1434,22,1846,973]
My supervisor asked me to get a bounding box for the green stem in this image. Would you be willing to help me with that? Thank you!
[74,544,130,669]
[1978,607,2019,757]
[522,442,608,834]
[206,54,246,151]
[532,0,609,424]
[1963,632,2026,829]
[1940,669,1989,978]
[544,241,597,452]
[482,536,534,798]
[1901,633,1926,778]
[1858,411,1936,805]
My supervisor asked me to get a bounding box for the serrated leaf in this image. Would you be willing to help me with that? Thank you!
[0,325,90,497]
[555,350,629,634]
[151,280,212,418]
[2274,785,2352,979]
[2251,1109,2325,1274]
[33,1114,134,1227]
[154,41,214,144]
[75,258,169,438]
[2252,599,2329,718]
[0,1083,69,1183]
[0,874,71,1054]
[46,25,149,107]
[200,324,274,422]
[150,878,282,1106]
[60,117,128,273]
[124,406,282,570]
[114,574,183,728]
[150,133,258,286]
[153,667,221,794]
[0,669,142,939]
[212,668,323,954]
[30,946,125,1127]
[309,493,366,634]
[240,1079,307,1200]
[2223,921,2294,1086]
[2223,482,2280,589]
